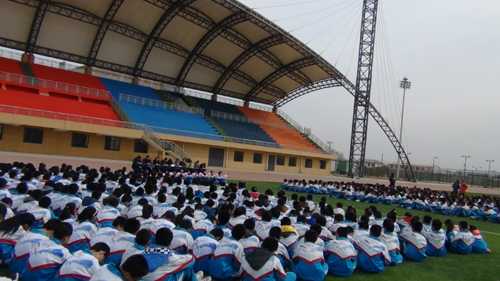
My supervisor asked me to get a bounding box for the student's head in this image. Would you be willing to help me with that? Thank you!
[53,222,73,245]
[231,224,246,240]
[297,215,307,224]
[310,224,322,236]
[316,216,327,227]
[423,215,432,224]
[444,219,454,232]
[42,219,61,238]
[0,213,35,234]
[113,216,127,231]
[121,255,149,281]
[261,210,272,222]
[374,211,382,219]
[383,218,394,233]
[155,228,173,247]
[304,230,318,243]
[370,225,382,238]
[123,219,141,235]
[269,227,282,240]
[135,229,151,247]
[431,219,443,232]
[336,227,348,238]
[358,220,369,230]
[281,217,291,226]
[77,206,96,223]
[345,212,356,222]
[458,221,469,231]
[210,228,224,241]
[217,211,230,226]
[244,218,255,231]
[91,242,110,262]
[261,237,279,252]
[411,221,423,232]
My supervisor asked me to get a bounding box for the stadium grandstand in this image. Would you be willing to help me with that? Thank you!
[0,0,351,176]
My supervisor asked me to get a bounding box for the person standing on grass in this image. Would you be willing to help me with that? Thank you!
[460,180,469,195]
[452,180,460,195]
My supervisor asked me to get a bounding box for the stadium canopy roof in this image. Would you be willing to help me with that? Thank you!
[0,0,358,106]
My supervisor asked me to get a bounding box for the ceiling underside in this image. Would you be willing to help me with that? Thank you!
[0,0,352,106]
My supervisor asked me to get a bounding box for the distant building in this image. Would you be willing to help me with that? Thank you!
[364,159,385,168]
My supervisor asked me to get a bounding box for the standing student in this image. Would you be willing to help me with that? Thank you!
[324,227,357,277]
[239,237,296,281]
[460,180,468,195]
[22,222,73,281]
[354,225,391,274]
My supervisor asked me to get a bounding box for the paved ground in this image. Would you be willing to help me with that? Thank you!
[2,151,499,195]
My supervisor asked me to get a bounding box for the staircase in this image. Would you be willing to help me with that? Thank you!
[19,62,38,87]
[142,125,190,160]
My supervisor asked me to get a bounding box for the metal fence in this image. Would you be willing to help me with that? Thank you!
[364,166,500,188]
[119,94,204,115]
[0,71,111,100]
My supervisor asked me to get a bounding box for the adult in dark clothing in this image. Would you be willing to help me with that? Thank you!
[389,173,396,186]
[452,180,460,195]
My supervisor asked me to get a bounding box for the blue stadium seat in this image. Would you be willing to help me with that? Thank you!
[192,97,244,116]
[100,78,161,101]
[118,102,224,141]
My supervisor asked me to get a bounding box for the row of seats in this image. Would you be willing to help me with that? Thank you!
[0,57,24,76]
[30,63,107,91]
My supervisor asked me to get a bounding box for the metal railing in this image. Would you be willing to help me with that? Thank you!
[210,110,292,130]
[142,125,190,160]
[119,94,204,115]
[0,71,111,100]
[0,49,22,60]
[217,95,244,106]
[181,88,212,100]
[249,103,273,112]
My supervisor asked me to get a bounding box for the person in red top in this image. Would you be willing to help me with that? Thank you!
[251,187,260,200]
[460,180,468,195]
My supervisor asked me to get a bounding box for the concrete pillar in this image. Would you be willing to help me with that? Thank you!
[21,53,35,63]
[243,100,250,108]
[272,106,278,114]
[132,77,139,85]
[84,66,93,75]
[211,94,218,101]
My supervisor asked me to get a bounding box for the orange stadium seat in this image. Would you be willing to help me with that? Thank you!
[236,106,319,150]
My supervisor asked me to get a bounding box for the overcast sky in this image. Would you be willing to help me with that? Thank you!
[240,0,500,171]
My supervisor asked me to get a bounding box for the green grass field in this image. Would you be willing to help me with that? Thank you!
[238,181,499,281]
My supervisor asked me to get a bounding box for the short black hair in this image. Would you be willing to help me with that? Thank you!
[310,223,322,235]
[261,237,279,252]
[210,228,224,238]
[43,219,61,231]
[53,222,73,240]
[122,255,149,278]
[268,226,281,240]
[423,215,432,224]
[91,242,110,259]
[432,219,443,231]
[123,219,140,235]
[336,227,348,238]
[155,228,173,247]
[304,230,318,243]
[217,211,230,225]
[370,225,382,237]
[383,218,394,232]
[231,224,246,240]
[297,215,307,224]
[281,217,291,226]
[244,218,255,230]
[261,210,272,222]
[358,220,369,230]
[113,216,127,229]
[135,229,151,246]
[39,196,51,209]
[412,221,423,232]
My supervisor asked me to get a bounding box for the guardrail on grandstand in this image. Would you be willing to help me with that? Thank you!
[277,109,340,156]
[181,88,212,100]
[210,110,293,130]
[249,103,273,112]
[0,71,111,100]
[118,93,204,116]
[143,125,191,160]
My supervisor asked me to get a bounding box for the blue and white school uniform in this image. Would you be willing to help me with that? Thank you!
[209,236,244,280]
[89,227,117,247]
[423,230,447,257]
[96,206,120,228]
[142,246,196,281]
[0,227,27,265]
[280,233,299,258]
[353,236,391,274]
[239,248,294,281]
[256,221,274,241]
[105,231,136,265]
[380,232,403,265]
[450,230,474,254]
[23,238,72,281]
[149,218,176,244]
[239,235,261,254]
[89,263,125,281]
[471,233,489,254]
[58,249,101,280]
[170,227,194,254]
[400,231,427,262]
[292,241,328,281]
[67,220,98,253]
[189,234,218,274]
[324,237,357,277]
[121,243,146,265]
[228,215,246,230]
[9,228,48,275]
[292,223,309,238]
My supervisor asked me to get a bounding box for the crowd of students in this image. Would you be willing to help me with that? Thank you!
[0,161,493,281]
[279,179,500,222]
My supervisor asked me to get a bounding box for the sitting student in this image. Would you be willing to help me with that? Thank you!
[209,224,246,281]
[422,219,447,257]
[292,230,328,281]
[292,215,310,238]
[354,225,391,274]
[189,228,223,275]
[142,228,198,281]
[239,219,261,254]
[380,219,403,265]
[10,219,60,276]
[22,222,73,281]
[315,216,334,242]
[121,229,151,265]
[105,218,141,265]
[67,207,98,253]
[58,242,110,280]
[256,210,275,241]
[171,216,194,254]
[96,197,121,227]
[90,254,149,281]
[213,210,232,238]
[279,217,299,258]
[444,219,457,250]
[150,211,176,243]
[324,227,357,277]
[239,237,296,281]
[89,216,126,247]
[450,221,475,255]
[0,213,35,266]
[469,225,491,254]
[269,227,291,269]
[400,221,427,262]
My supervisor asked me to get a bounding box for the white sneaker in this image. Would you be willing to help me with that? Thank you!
[195,271,204,281]
[202,277,212,281]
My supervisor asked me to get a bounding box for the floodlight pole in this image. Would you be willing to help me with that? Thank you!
[462,155,470,180]
[395,77,411,180]
[486,159,494,174]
